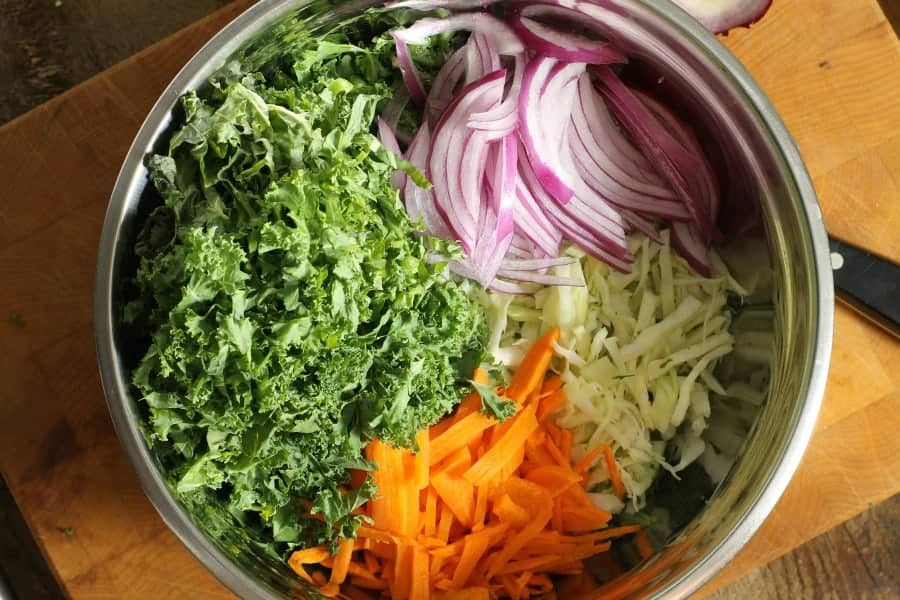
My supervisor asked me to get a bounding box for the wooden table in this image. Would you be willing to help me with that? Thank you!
[0,0,898,597]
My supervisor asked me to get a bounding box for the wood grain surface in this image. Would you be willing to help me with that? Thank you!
[0,0,233,124]
[0,0,898,598]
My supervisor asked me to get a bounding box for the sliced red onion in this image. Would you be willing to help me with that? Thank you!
[518,144,630,263]
[620,209,662,243]
[429,70,507,251]
[593,66,721,241]
[571,75,688,219]
[381,86,410,132]
[634,89,720,223]
[385,0,502,10]
[671,221,712,276]
[403,123,454,239]
[393,13,522,108]
[468,54,525,137]
[518,57,585,204]
[391,32,427,107]
[517,3,623,39]
[377,117,407,190]
[393,14,524,55]
[505,243,533,259]
[426,45,467,126]
[510,16,628,65]
[495,269,583,286]
[522,67,631,245]
[467,199,513,287]
[491,133,518,241]
[669,0,773,34]
[452,134,517,287]
[513,182,562,256]
[500,256,577,271]
[487,277,539,295]
[465,31,500,83]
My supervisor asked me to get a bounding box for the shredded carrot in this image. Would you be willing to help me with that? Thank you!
[537,389,566,421]
[392,545,413,600]
[329,538,355,585]
[491,493,530,527]
[540,374,563,395]
[462,403,539,486]
[414,430,431,490]
[449,529,492,589]
[363,551,380,576]
[604,445,626,500]
[432,470,474,527]
[559,428,573,462]
[410,546,430,600]
[423,489,438,537]
[430,412,494,466]
[506,327,560,402]
[574,444,608,474]
[472,485,489,531]
[436,503,454,544]
[543,433,569,468]
[635,529,654,560]
[291,345,639,598]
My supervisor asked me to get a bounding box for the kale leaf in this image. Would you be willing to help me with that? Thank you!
[125,14,479,555]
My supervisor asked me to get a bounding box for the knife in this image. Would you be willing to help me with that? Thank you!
[828,236,900,339]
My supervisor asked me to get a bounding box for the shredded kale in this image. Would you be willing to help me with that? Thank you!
[472,380,516,422]
[124,13,479,555]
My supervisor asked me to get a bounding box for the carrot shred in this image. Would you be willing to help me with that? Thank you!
[526,465,582,497]
[543,419,565,446]
[491,493,530,527]
[329,539,355,585]
[559,428,573,463]
[495,554,561,575]
[472,366,489,386]
[506,327,560,402]
[430,412,494,466]
[449,529,492,589]
[436,503,454,544]
[415,430,431,490]
[574,444,607,474]
[363,551,380,576]
[540,374,563,395]
[349,468,368,490]
[635,530,654,560]
[431,470,474,527]
[433,589,490,600]
[471,485,489,531]
[603,445,626,500]
[294,345,637,598]
[410,546,430,600]
[543,433,569,468]
[537,389,566,422]
[551,497,564,533]
[423,489,438,537]
[463,403,539,486]
[392,545,413,600]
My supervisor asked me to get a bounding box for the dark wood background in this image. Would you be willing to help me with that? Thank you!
[0,0,897,598]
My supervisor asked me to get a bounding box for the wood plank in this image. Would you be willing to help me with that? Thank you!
[0,0,254,248]
[0,0,234,124]
[698,392,900,597]
[707,494,900,599]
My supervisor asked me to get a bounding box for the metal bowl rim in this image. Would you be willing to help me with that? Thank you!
[93,1,835,598]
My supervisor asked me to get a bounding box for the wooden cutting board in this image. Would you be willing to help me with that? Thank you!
[0,0,898,597]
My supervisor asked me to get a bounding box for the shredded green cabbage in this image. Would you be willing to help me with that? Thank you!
[479,230,762,510]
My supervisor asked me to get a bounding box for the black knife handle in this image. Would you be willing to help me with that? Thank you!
[828,237,900,339]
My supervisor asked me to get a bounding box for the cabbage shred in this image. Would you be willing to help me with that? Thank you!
[480,231,752,510]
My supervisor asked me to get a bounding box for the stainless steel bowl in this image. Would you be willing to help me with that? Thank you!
[94,1,834,597]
